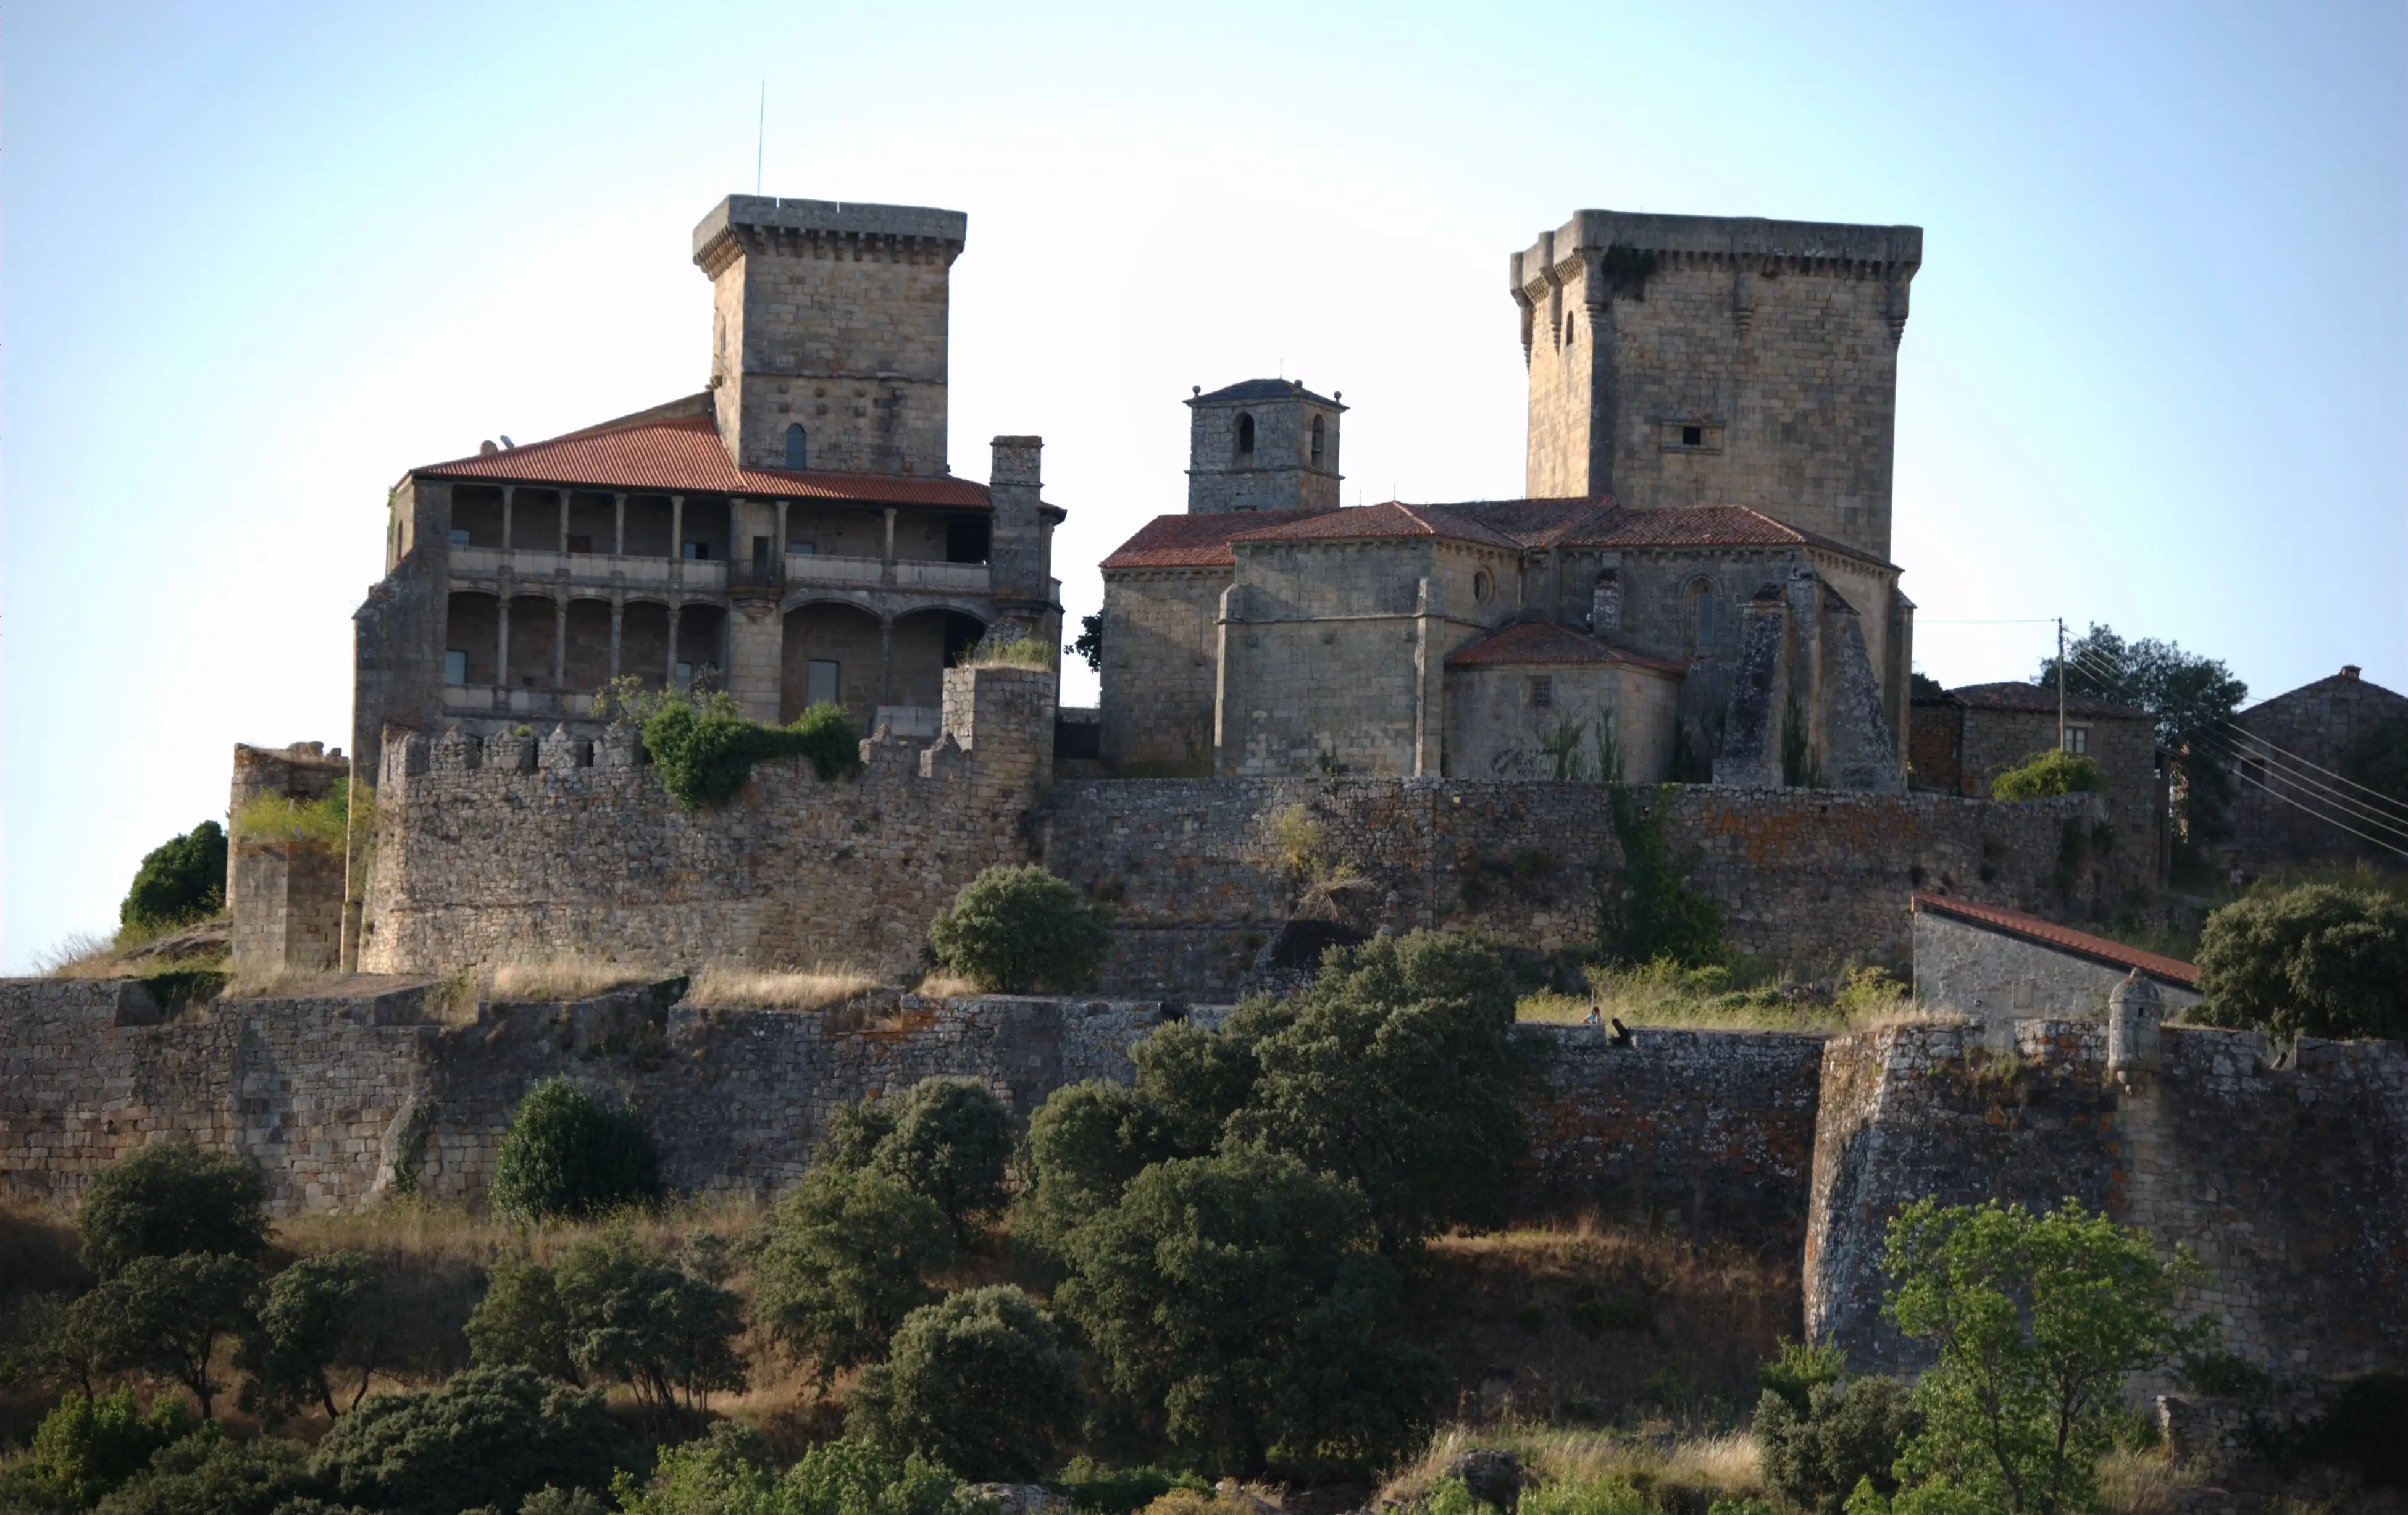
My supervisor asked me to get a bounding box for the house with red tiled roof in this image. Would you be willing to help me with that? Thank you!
[1911,893,2201,1024]
[353,196,1064,769]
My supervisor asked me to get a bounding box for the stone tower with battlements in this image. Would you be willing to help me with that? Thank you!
[1186,378,1345,514]
[1513,211,1921,561]
[695,196,968,477]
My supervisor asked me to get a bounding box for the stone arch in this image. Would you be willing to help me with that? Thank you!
[1235,411,1256,464]
[1310,414,1326,467]
[563,598,614,693]
[784,424,808,469]
[888,606,989,712]
[782,601,884,724]
[505,593,557,690]
[445,591,498,686]
[617,599,671,687]
[675,602,727,686]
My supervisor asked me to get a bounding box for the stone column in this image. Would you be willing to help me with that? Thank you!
[777,500,790,557]
[501,486,516,553]
[553,599,567,691]
[882,507,898,586]
[879,616,895,704]
[666,603,682,687]
[608,601,623,680]
[558,490,570,554]
[613,493,626,556]
[671,495,685,562]
[496,597,512,696]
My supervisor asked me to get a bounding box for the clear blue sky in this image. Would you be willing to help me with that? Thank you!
[6,1,2403,969]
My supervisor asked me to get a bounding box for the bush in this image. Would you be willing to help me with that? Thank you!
[237,1250,380,1422]
[1513,1478,1655,1515]
[1014,1081,1179,1257]
[120,822,228,932]
[467,1235,747,1410]
[76,1141,270,1277]
[15,1388,203,1509]
[1757,1337,1846,1413]
[467,1254,580,1384]
[1223,931,1536,1249]
[771,1436,977,1515]
[2191,883,2408,1041]
[308,1365,630,1515]
[1988,749,2104,801]
[611,1419,777,1515]
[745,1166,955,1383]
[66,1252,259,1416]
[1595,785,1723,969]
[926,866,1113,993]
[869,1079,1015,1242]
[1756,1375,1921,1515]
[1881,1198,2202,1515]
[1053,1148,1439,1477]
[488,1080,663,1224]
[636,690,863,809]
[1047,1459,1208,1515]
[90,1429,309,1515]
[849,1285,1084,1482]
[614,1431,983,1515]
[232,781,351,850]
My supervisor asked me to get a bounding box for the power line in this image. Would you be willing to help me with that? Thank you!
[2181,725,2408,845]
[2223,756,2408,859]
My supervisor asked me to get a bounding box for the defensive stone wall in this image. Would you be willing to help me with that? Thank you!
[1047,779,2105,996]
[1804,1019,2408,1382]
[228,742,351,974]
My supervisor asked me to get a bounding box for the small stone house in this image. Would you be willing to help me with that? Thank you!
[1911,682,2163,878]
[1911,892,2200,1026]
[2229,664,2408,870]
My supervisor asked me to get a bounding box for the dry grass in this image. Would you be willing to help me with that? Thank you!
[1380,1421,1765,1509]
[963,637,1060,671]
[687,964,884,1012]
[1520,961,1952,1037]
[486,954,667,1003]
[2095,1447,2196,1515]
[913,970,982,999]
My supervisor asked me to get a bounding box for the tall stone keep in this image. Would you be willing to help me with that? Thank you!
[694,196,969,477]
[1186,379,1345,513]
[1512,211,1921,561]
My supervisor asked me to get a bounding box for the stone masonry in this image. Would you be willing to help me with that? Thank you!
[1911,896,2201,1027]
[228,741,351,974]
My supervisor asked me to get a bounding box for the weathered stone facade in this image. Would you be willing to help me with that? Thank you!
[2230,664,2408,870]
[1911,682,2164,881]
[1805,1018,2408,1381]
[1911,896,2200,1026]
[1184,380,1345,515]
[1512,211,1920,564]
[228,742,350,974]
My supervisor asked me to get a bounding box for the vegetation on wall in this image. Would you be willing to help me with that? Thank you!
[119,822,228,932]
[232,780,351,850]
[1594,786,1723,969]
[1988,749,2104,801]
[2190,882,2408,1042]
[926,865,1113,994]
[595,677,862,809]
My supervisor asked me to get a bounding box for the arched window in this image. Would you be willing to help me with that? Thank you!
[1688,578,1717,653]
[784,424,808,469]
[1309,415,1325,465]
[1235,412,1256,460]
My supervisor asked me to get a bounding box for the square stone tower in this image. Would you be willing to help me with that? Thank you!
[1185,378,1345,513]
[694,195,968,476]
[1513,211,1921,561]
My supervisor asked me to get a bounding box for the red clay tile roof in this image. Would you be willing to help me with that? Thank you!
[1229,501,1527,550]
[1561,504,1888,564]
[1098,511,1330,569]
[1911,893,2199,990]
[1444,621,1684,675]
[414,403,996,508]
[1947,682,2149,721]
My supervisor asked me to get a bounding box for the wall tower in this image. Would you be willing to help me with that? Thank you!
[1512,211,1921,561]
[1185,379,1345,514]
[694,196,968,477]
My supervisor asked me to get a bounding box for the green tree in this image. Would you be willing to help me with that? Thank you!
[1073,612,1105,674]
[4,1388,203,1510]
[89,1429,310,1515]
[1053,1149,1439,1477]
[848,1286,1085,1482]
[307,1365,630,1515]
[1595,785,1724,969]
[1755,1375,1921,1515]
[120,822,228,933]
[1880,1198,2202,1515]
[2191,883,2408,1042]
[488,1080,663,1224]
[2038,624,2246,854]
[1130,1009,1274,1153]
[75,1143,270,1278]
[611,1420,778,1515]
[869,1079,1014,1242]
[774,1435,976,1515]
[467,1254,582,1384]
[744,1166,955,1384]
[551,1232,749,1411]
[1986,751,2104,801]
[236,1250,386,1421]
[67,1253,257,1417]
[1223,932,1534,1250]
[926,866,1114,993]
[1013,1080,1179,1256]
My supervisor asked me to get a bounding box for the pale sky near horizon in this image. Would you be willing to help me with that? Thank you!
[5,1,2404,969]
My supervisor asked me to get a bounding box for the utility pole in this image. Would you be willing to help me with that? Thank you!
[2057,617,2068,751]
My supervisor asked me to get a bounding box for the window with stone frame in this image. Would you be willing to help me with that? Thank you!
[785,424,809,469]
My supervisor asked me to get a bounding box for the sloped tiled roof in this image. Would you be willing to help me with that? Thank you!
[1098,511,1329,570]
[1444,621,1684,675]
[1560,504,1887,564]
[1230,501,1526,551]
[1192,378,1339,406]
[1949,682,2149,721]
[413,401,996,507]
[1912,893,2199,990]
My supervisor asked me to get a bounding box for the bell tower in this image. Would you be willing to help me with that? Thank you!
[1184,378,1345,514]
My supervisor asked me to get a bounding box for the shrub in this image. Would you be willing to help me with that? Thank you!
[1595,785,1723,969]
[1014,1080,1179,1256]
[488,1080,663,1224]
[637,690,863,809]
[120,822,229,932]
[467,1254,581,1383]
[15,1388,203,1509]
[849,1285,1085,1482]
[611,1419,777,1515]
[1053,1148,1439,1477]
[1223,930,1536,1249]
[1988,749,2104,801]
[1756,1375,1921,1515]
[1881,1198,2204,1515]
[66,1252,259,1416]
[1757,1337,1846,1413]
[871,1078,1015,1242]
[1513,1477,1655,1515]
[744,1166,955,1382]
[90,1429,309,1515]
[926,865,1113,993]
[308,1365,630,1515]
[236,1250,380,1422]
[770,1435,977,1515]
[232,781,351,849]
[76,1141,270,1277]
[2191,883,2408,1041]
[1047,1459,1208,1515]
